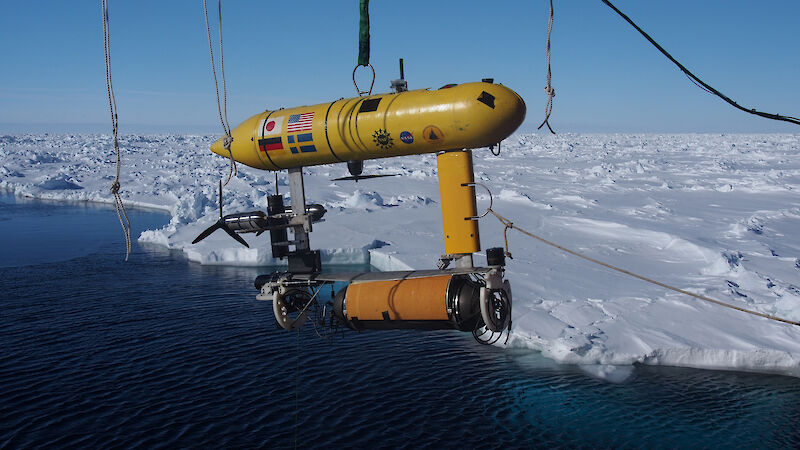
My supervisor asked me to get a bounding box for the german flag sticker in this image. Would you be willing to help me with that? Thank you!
[422,125,444,143]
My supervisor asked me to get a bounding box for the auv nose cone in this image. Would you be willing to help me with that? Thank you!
[489,84,526,139]
[210,137,226,157]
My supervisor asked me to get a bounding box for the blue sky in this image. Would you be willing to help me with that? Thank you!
[1,1,798,133]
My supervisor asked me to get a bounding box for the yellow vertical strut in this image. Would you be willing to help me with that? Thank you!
[437,150,480,255]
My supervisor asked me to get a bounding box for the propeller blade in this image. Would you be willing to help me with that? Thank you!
[194,181,251,247]
[222,224,250,248]
[192,222,222,244]
[218,179,223,219]
[331,174,399,182]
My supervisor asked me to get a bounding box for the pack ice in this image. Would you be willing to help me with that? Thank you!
[2,132,799,378]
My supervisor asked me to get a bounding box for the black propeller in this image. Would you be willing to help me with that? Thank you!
[332,160,399,182]
[192,180,251,248]
[331,174,398,182]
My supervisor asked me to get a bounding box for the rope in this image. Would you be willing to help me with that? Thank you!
[102,0,132,261]
[601,0,800,127]
[203,0,237,185]
[294,325,300,449]
[537,0,556,134]
[485,208,800,327]
[289,285,326,448]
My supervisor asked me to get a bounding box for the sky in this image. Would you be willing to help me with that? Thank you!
[1,0,798,134]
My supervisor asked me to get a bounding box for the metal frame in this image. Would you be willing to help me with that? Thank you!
[287,167,310,252]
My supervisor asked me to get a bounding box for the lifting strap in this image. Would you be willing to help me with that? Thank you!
[352,0,374,96]
[358,0,370,67]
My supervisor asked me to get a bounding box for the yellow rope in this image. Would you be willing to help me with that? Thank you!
[486,208,800,327]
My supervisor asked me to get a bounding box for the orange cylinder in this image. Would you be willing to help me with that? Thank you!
[332,275,484,331]
[346,276,450,321]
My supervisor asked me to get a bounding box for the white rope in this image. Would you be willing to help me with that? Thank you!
[203,0,237,185]
[102,0,132,261]
[483,207,800,327]
[537,0,556,134]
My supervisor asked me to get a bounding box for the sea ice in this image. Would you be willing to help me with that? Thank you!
[3,132,800,378]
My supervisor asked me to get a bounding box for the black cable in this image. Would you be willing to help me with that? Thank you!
[602,0,800,126]
[473,319,506,345]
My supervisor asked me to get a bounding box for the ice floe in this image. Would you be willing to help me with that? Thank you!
[3,132,800,378]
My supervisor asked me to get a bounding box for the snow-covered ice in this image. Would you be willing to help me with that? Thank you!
[2,132,800,378]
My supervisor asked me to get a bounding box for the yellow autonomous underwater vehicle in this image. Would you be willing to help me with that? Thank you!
[196,76,526,343]
[210,81,525,172]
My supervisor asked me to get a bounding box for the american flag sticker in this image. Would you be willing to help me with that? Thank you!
[287,112,314,133]
[262,116,284,137]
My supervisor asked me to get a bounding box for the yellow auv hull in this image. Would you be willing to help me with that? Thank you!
[211,81,526,171]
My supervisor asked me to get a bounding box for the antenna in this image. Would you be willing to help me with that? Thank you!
[390,58,408,93]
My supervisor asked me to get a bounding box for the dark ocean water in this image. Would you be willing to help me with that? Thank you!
[1,192,800,449]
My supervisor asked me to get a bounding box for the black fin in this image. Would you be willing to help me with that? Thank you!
[222,224,250,248]
[331,174,399,182]
[192,222,221,244]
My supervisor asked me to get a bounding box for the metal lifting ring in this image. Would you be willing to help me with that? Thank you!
[461,182,493,220]
[352,63,375,96]
[490,141,501,156]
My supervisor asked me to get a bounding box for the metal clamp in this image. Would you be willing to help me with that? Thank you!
[461,182,493,220]
[489,140,501,156]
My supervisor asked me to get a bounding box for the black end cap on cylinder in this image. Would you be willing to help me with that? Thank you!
[267,194,284,213]
[486,247,506,267]
[481,78,494,84]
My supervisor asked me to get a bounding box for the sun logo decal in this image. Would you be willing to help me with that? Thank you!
[372,129,393,150]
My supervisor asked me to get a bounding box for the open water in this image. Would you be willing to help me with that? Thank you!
[1,192,799,449]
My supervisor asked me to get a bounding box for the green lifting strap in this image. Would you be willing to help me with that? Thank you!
[358,0,370,66]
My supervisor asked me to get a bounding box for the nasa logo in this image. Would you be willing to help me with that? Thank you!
[399,131,413,144]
